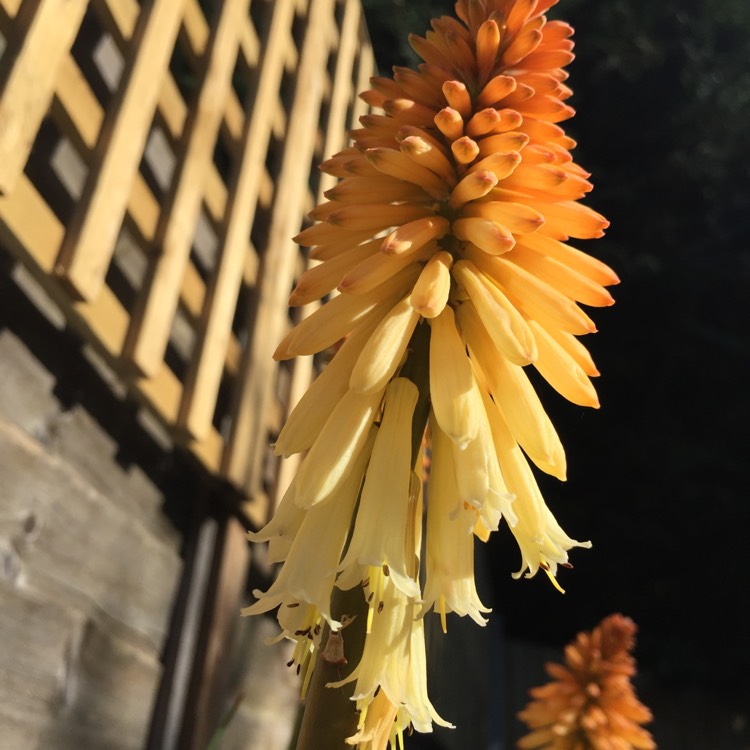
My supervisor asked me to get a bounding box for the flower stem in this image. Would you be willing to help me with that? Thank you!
[293,585,367,750]
[294,322,432,750]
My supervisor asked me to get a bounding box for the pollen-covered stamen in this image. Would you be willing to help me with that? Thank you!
[364,564,386,634]
[284,605,324,698]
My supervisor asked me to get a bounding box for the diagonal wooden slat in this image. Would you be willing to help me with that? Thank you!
[0,0,21,19]
[0,0,89,195]
[272,0,367,502]
[319,0,363,194]
[0,172,225,473]
[223,0,338,507]
[177,0,297,442]
[125,0,247,378]
[54,0,187,301]
[49,43,244,376]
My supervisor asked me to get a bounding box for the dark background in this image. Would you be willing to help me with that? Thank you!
[360,0,750,745]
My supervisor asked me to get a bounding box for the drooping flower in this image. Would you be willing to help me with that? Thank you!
[517,614,656,750]
[245,0,617,745]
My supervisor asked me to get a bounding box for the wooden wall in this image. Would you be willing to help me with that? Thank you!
[0,0,375,748]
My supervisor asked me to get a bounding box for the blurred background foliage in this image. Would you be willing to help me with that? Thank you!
[360,0,750,705]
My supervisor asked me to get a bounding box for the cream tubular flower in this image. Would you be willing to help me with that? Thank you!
[422,413,492,630]
[482,387,590,582]
[338,378,420,598]
[457,297,567,480]
[245,473,305,563]
[294,386,385,508]
[242,428,376,628]
[275,315,380,457]
[428,305,481,449]
[330,570,452,736]
[344,689,399,749]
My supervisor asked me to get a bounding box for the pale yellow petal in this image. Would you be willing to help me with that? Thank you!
[468,252,597,336]
[459,307,566,479]
[277,264,421,359]
[289,240,381,306]
[380,215,449,256]
[429,306,481,448]
[245,472,305,563]
[349,296,422,394]
[275,316,379,457]
[410,250,452,318]
[294,387,384,507]
[338,378,420,597]
[423,413,491,627]
[243,428,375,627]
[454,259,537,365]
[338,245,430,295]
[452,217,515,256]
[528,320,600,408]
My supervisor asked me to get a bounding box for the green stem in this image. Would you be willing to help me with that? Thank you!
[294,322,432,750]
[293,585,367,749]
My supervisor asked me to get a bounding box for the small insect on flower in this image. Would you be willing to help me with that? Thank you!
[321,614,357,666]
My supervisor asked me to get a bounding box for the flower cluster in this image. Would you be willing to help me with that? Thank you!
[243,0,617,746]
[518,614,656,749]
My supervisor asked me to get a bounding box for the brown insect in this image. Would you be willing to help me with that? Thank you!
[321,614,356,666]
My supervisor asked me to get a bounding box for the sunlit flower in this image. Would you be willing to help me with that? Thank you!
[518,614,656,750]
[245,0,617,745]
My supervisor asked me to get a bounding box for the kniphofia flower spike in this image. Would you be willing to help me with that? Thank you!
[244,1,618,746]
[518,614,656,750]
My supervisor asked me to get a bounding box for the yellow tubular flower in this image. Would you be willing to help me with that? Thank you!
[428,305,482,448]
[337,378,421,598]
[330,570,453,737]
[245,1,616,745]
[422,412,493,630]
[242,428,377,629]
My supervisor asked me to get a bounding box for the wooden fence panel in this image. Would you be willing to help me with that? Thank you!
[55,0,187,300]
[0,0,89,195]
[0,0,377,523]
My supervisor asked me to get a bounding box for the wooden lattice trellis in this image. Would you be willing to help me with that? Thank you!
[0,0,376,524]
